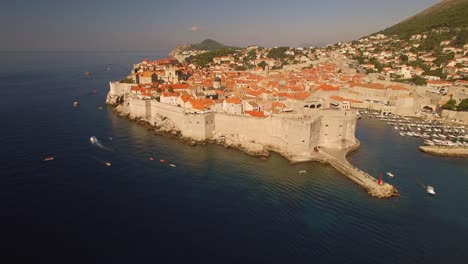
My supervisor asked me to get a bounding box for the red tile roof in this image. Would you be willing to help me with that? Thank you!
[314,84,340,91]
[330,95,363,103]
[244,110,266,118]
[225,97,242,104]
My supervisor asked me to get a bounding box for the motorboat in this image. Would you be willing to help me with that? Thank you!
[105,162,111,167]
[386,172,394,177]
[90,136,98,144]
[299,170,307,174]
[426,186,436,196]
[43,156,55,161]
[169,164,176,167]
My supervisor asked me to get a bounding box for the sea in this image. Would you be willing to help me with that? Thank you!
[0,51,467,264]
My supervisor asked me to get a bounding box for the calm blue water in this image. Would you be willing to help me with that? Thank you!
[1,51,467,263]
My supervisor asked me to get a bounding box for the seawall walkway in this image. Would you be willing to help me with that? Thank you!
[319,142,399,198]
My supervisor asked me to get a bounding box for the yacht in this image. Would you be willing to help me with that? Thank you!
[426,186,436,196]
[90,136,98,144]
[386,172,394,177]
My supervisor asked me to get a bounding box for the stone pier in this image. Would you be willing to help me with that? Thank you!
[319,142,399,198]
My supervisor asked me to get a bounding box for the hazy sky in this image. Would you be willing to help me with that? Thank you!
[0,0,440,51]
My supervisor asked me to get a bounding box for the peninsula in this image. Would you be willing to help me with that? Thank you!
[105,1,468,198]
[106,46,401,198]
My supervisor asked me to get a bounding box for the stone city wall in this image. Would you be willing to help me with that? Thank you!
[125,97,357,156]
[440,109,468,124]
[109,82,133,95]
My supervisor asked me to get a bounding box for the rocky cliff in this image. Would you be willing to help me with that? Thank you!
[168,44,190,58]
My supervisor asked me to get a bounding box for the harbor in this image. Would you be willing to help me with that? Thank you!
[361,111,468,149]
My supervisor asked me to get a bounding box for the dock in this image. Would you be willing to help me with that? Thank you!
[319,142,399,198]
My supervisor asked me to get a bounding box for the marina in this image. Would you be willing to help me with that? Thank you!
[360,111,468,147]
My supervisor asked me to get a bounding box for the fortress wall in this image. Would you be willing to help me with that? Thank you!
[149,100,185,128]
[441,110,468,123]
[129,99,215,140]
[213,114,320,155]
[109,82,133,95]
[309,117,323,150]
[182,113,215,140]
[318,110,357,149]
[149,100,215,140]
[128,98,357,151]
[129,98,149,119]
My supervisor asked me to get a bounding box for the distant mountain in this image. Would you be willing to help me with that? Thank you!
[189,39,240,51]
[378,0,468,38]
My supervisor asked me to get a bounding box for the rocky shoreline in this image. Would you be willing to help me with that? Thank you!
[108,95,272,158]
[419,145,468,157]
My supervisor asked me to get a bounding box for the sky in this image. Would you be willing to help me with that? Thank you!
[0,0,440,51]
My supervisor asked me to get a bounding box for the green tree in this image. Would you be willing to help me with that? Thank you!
[257,61,267,70]
[119,78,134,84]
[235,65,247,71]
[454,29,468,47]
[192,48,236,67]
[425,68,447,79]
[168,86,174,93]
[247,50,257,60]
[458,98,468,111]
[442,99,457,110]
[267,47,289,59]
[412,75,427,86]
[399,54,409,63]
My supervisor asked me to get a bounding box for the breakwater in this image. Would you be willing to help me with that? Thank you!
[419,145,468,157]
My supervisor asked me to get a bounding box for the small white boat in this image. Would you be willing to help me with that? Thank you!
[386,172,394,177]
[90,136,98,144]
[299,170,306,174]
[169,164,176,167]
[426,186,436,196]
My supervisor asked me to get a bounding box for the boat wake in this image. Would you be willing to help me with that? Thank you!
[90,136,113,151]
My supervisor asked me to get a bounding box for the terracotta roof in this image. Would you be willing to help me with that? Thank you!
[292,92,311,101]
[188,98,215,110]
[244,110,266,118]
[161,92,179,97]
[272,102,286,108]
[225,97,242,104]
[314,84,340,91]
[330,95,362,103]
[139,71,156,77]
[180,94,195,102]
